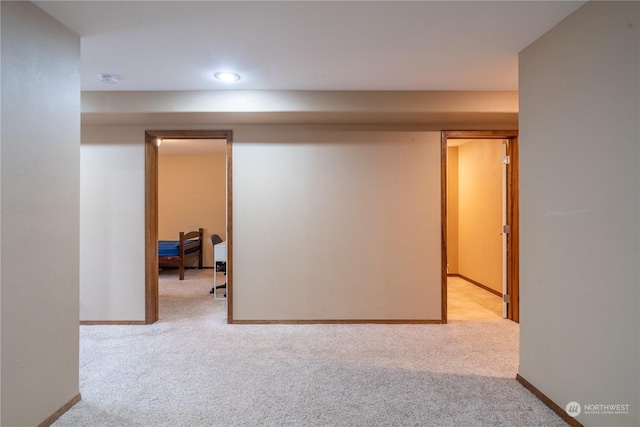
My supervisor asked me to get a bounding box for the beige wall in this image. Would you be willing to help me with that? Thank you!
[80,126,444,322]
[447,147,459,274]
[232,131,442,321]
[158,153,226,268]
[77,71,519,323]
[456,140,503,293]
[80,140,146,321]
[519,2,639,426]
[1,2,80,425]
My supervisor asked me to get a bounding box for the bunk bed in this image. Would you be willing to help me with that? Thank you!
[158,228,203,280]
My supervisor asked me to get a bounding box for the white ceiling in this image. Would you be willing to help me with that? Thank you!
[35,1,585,92]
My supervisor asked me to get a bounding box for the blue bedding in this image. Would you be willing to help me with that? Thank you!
[158,240,199,258]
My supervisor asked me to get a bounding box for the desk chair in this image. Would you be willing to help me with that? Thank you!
[210,234,226,297]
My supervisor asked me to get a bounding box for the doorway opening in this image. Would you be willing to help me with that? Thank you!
[145,130,233,324]
[441,130,519,323]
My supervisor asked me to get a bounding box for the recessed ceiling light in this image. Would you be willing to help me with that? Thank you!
[99,74,120,84]
[214,72,241,83]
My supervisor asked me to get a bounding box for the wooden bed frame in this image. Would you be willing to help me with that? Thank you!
[159,228,203,280]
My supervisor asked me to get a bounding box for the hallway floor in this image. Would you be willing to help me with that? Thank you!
[448,276,503,321]
[53,270,567,427]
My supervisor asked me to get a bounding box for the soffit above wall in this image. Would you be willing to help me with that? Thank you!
[81,90,519,127]
[82,111,519,128]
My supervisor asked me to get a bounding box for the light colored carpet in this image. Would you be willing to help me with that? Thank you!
[54,269,566,427]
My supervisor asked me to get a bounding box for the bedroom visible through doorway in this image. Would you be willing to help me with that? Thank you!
[158,138,227,306]
[145,130,233,324]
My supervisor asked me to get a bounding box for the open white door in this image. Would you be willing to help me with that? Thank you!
[501,139,508,318]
